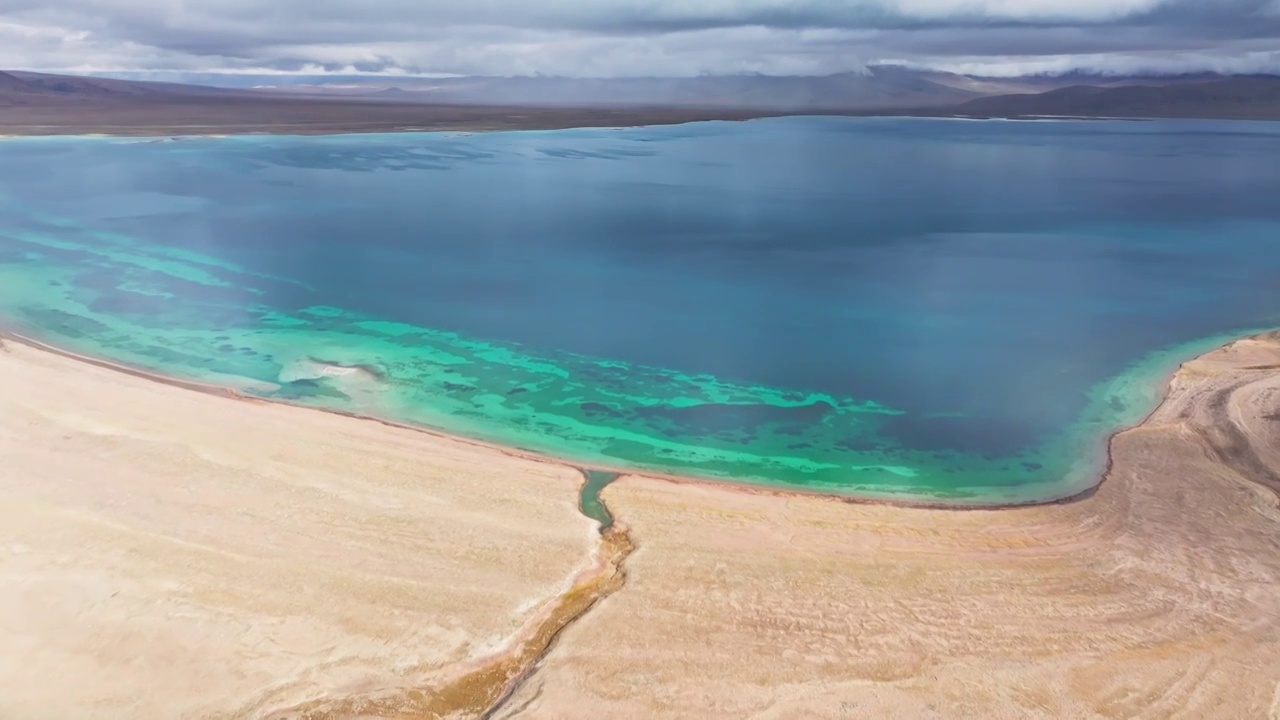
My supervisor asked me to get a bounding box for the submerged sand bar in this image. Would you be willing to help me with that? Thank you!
[1,332,1279,718]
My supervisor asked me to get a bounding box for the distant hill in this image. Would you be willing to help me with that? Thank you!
[0,70,789,136]
[6,67,999,111]
[3,69,1280,135]
[234,68,1280,112]
[0,70,242,106]
[319,67,989,109]
[0,71,28,92]
[949,77,1280,120]
[19,67,1276,116]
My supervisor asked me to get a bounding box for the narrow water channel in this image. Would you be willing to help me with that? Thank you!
[578,470,619,531]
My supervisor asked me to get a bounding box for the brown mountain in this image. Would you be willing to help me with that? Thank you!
[3,69,1280,135]
[0,70,783,136]
[0,71,29,92]
[948,76,1280,120]
[0,70,244,106]
[0,68,1001,135]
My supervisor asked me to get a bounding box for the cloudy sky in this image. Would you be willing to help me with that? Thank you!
[1,0,1278,78]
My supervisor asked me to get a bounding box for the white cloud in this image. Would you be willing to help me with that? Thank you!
[889,0,1164,21]
[0,0,1273,77]
[920,49,1280,76]
[4,0,1184,41]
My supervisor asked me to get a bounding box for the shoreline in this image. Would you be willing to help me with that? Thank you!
[0,117,750,140]
[0,112,1272,141]
[0,101,797,140]
[5,319,1280,717]
[2,326,1260,513]
[0,331,611,719]
[506,329,1280,718]
[0,114,950,142]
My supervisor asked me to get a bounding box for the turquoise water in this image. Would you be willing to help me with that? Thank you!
[1,118,1279,504]
[579,471,620,530]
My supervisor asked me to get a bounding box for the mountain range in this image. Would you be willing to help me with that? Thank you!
[1,67,1278,135]
[948,76,1280,120]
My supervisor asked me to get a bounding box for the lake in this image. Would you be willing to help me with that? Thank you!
[2,117,1279,503]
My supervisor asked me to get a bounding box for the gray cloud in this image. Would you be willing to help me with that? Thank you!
[0,0,1277,77]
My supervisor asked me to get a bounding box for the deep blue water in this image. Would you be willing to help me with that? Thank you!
[1,117,1279,502]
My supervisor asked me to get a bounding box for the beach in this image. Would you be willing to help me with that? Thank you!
[0,336,606,719]
[502,331,1280,719]
[2,330,1279,718]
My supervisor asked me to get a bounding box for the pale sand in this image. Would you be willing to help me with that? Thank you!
[499,332,1280,719]
[0,338,601,719]
[3,331,1280,719]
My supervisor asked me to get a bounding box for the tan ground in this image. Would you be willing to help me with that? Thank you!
[499,332,1280,719]
[3,332,1280,719]
[0,338,599,720]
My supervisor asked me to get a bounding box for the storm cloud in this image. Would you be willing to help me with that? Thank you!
[0,0,1277,77]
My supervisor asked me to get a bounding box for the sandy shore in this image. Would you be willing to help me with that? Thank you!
[0,337,603,719]
[1,331,1279,718]
[499,332,1280,719]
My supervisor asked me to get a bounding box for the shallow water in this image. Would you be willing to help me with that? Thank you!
[1,118,1279,503]
[579,471,620,530]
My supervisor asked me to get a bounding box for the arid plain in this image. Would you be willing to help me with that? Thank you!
[2,331,1279,719]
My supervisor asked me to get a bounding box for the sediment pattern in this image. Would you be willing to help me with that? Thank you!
[270,529,631,720]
